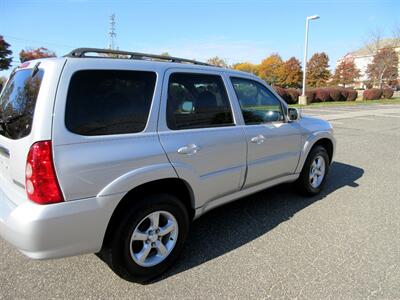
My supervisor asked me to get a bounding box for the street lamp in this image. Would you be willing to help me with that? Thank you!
[300,15,320,105]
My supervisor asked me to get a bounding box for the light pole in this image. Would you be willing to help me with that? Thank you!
[299,15,320,105]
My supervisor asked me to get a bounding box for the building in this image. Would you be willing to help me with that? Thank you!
[336,38,400,89]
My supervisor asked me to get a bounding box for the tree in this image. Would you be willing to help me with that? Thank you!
[258,54,284,85]
[19,47,56,63]
[160,52,170,57]
[0,35,12,71]
[0,76,7,92]
[277,57,303,88]
[206,56,228,67]
[366,47,398,88]
[306,52,331,87]
[232,62,258,75]
[332,60,361,87]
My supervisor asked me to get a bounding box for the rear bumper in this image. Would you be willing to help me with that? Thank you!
[0,192,121,259]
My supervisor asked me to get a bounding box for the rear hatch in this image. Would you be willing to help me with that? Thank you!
[0,59,64,205]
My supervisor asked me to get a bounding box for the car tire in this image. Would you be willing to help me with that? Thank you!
[104,193,190,283]
[296,145,330,196]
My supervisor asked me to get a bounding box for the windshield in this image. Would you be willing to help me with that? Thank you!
[0,69,44,139]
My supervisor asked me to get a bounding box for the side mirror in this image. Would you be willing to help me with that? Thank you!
[288,107,300,121]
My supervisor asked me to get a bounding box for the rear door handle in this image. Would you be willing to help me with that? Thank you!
[177,144,200,155]
[250,135,265,144]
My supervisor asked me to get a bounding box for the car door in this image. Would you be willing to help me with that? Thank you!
[229,76,302,189]
[158,69,247,208]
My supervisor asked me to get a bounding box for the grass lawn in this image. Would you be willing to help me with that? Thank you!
[290,97,400,108]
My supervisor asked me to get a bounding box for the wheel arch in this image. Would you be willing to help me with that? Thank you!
[101,178,195,250]
[295,133,335,173]
[312,138,334,163]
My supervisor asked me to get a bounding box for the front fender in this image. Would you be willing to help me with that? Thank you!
[97,163,178,197]
[295,130,336,174]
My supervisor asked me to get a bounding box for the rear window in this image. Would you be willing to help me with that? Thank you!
[0,69,44,139]
[65,70,156,136]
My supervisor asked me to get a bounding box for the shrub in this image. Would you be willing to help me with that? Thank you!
[315,88,331,102]
[273,86,290,104]
[339,87,349,100]
[329,88,342,101]
[363,88,383,100]
[346,89,358,101]
[305,89,316,103]
[286,88,299,104]
[382,88,394,99]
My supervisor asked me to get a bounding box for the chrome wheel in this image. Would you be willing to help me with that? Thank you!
[129,210,178,267]
[309,155,326,188]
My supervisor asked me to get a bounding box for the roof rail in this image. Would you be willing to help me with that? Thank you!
[65,48,213,66]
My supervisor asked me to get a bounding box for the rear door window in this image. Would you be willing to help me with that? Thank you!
[65,70,156,136]
[167,73,234,130]
[0,69,44,139]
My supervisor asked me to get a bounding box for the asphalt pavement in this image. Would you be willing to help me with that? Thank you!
[1,103,399,299]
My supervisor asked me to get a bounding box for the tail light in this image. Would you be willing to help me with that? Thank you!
[25,141,64,204]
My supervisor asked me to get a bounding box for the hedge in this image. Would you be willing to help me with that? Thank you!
[363,89,383,100]
[382,88,394,99]
[272,86,359,104]
[329,88,342,101]
[346,89,358,101]
[315,88,330,102]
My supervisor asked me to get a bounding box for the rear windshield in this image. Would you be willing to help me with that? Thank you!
[65,70,156,136]
[0,69,44,140]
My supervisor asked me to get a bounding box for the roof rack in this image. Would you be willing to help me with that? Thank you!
[65,48,212,66]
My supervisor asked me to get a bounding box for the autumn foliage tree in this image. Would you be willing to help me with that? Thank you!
[258,54,284,85]
[0,35,12,71]
[232,62,258,75]
[19,47,56,63]
[366,47,398,88]
[277,57,303,88]
[332,60,361,87]
[306,52,331,87]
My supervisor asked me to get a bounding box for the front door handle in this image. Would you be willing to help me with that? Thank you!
[250,135,265,144]
[177,144,200,155]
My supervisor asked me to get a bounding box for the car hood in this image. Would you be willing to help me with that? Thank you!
[298,114,333,133]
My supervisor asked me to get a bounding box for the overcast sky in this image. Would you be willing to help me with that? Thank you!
[1,0,399,77]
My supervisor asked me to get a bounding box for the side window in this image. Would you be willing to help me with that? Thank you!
[65,70,156,136]
[167,73,234,130]
[231,77,284,125]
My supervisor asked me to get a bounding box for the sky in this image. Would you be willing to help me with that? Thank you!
[1,0,399,77]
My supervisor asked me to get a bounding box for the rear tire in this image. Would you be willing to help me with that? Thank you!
[103,193,190,283]
[296,145,330,196]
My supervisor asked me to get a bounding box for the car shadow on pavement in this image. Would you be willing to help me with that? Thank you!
[154,161,364,283]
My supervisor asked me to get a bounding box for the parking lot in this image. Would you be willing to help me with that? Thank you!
[1,103,399,299]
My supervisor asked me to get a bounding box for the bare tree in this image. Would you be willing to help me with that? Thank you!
[206,56,228,68]
[366,47,398,88]
[392,24,400,46]
[364,28,383,54]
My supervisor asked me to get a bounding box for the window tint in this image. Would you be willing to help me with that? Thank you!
[65,70,156,136]
[167,73,233,130]
[231,77,284,125]
[0,69,44,139]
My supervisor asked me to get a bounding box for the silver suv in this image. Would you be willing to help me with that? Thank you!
[0,48,335,282]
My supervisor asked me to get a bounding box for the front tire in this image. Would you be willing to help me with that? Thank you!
[296,145,330,196]
[105,193,190,283]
